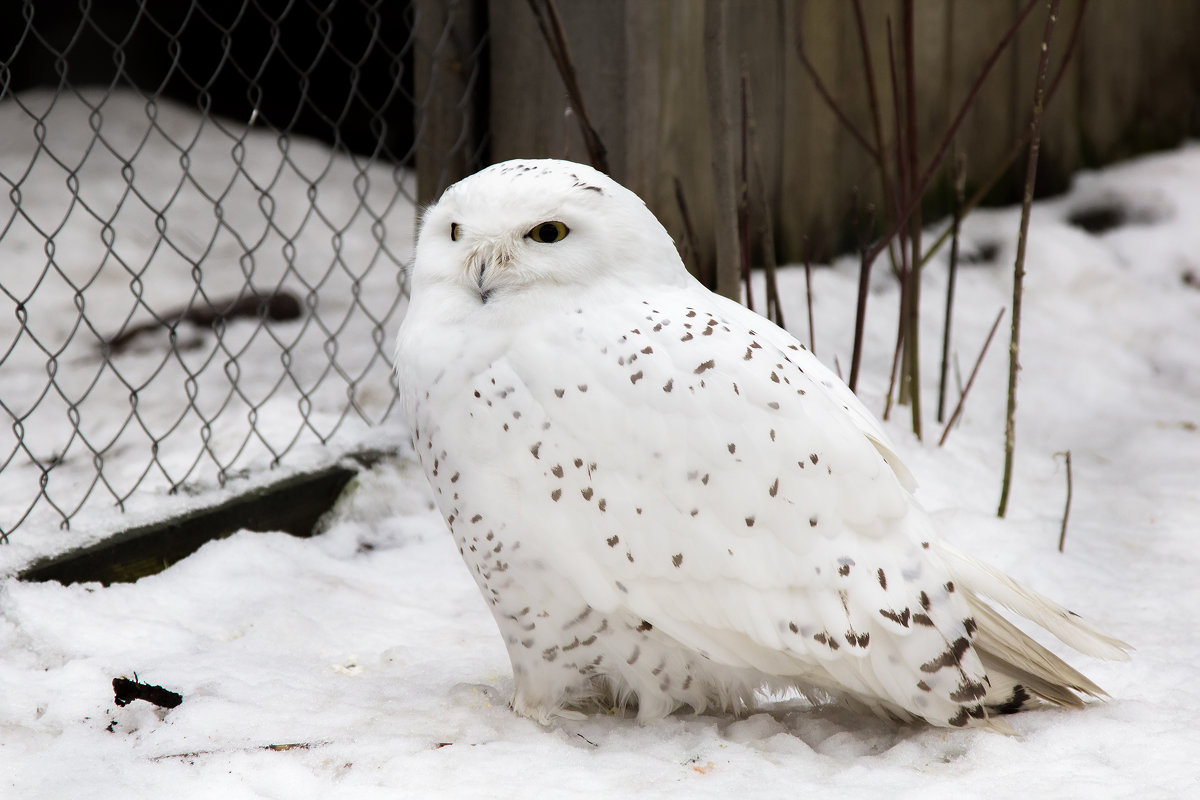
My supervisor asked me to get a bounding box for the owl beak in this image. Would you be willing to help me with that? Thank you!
[470,239,515,305]
[476,260,492,304]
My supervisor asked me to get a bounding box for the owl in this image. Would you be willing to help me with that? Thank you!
[393,159,1128,730]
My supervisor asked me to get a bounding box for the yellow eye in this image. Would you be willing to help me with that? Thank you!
[450,222,462,241]
[528,221,569,243]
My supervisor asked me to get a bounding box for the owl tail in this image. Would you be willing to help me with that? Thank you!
[939,543,1132,716]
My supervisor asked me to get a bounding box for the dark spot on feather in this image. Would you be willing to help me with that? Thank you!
[877,568,887,590]
[582,487,594,501]
[672,553,683,568]
[993,685,1032,715]
[880,607,911,627]
[921,637,971,672]
[606,535,619,547]
[554,388,565,398]
[551,488,562,501]
[630,370,643,384]
[950,679,988,703]
[694,359,715,374]
[637,620,653,632]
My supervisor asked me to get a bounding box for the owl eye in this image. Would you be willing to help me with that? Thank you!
[527,221,569,243]
[450,222,462,241]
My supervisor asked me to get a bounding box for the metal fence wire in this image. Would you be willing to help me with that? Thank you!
[0,1,480,543]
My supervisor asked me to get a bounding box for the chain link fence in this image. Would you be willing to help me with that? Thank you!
[0,1,482,545]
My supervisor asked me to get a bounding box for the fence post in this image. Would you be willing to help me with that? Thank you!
[414,0,488,206]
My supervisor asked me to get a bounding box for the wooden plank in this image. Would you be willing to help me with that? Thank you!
[18,462,363,585]
[414,0,488,205]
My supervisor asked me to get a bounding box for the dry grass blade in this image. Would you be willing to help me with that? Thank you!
[1056,450,1073,551]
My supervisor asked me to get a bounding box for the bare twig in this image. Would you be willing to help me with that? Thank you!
[938,306,1005,447]
[744,72,784,327]
[901,0,923,439]
[919,0,1090,270]
[848,202,877,393]
[999,0,1061,518]
[739,70,755,311]
[1056,450,1073,552]
[803,238,815,353]
[674,176,701,280]
[883,19,913,424]
[526,0,609,174]
[937,152,967,423]
[863,0,1043,269]
[793,8,878,161]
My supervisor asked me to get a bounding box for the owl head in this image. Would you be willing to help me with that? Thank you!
[411,160,688,308]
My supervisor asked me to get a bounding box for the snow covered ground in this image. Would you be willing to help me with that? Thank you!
[2,90,1199,796]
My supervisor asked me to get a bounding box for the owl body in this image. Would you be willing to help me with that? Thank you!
[395,160,1128,729]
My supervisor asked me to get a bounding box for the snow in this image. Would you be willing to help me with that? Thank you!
[0,89,411,569]
[3,91,1200,796]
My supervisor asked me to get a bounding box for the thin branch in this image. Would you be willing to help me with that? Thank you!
[803,237,814,353]
[793,6,879,161]
[673,176,700,279]
[901,0,923,439]
[938,306,1005,447]
[739,70,755,311]
[526,0,609,173]
[1056,450,1073,552]
[850,0,893,205]
[937,152,967,423]
[745,72,784,328]
[883,19,911,421]
[847,203,876,392]
[999,0,1061,518]
[919,0,1091,270]
[864,0,1043,267]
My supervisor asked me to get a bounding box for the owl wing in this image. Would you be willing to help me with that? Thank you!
[469,284,990,723]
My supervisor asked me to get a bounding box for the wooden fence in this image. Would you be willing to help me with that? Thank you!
[416,0,1200,275]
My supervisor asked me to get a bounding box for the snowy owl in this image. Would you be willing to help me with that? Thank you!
[394,159,1129,731]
